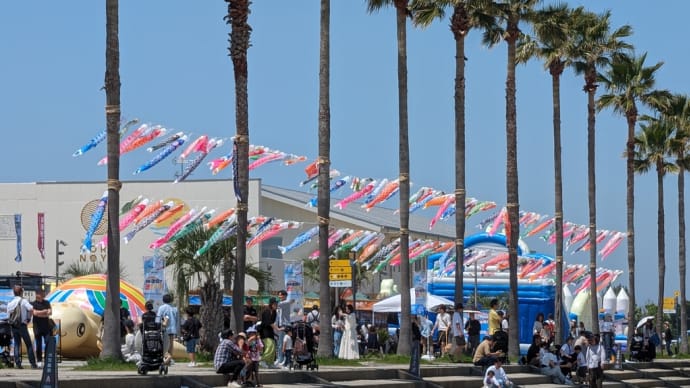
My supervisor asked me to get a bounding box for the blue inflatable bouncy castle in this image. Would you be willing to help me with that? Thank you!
[427,233,568,346]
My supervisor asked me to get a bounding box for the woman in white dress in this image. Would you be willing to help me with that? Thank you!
[338,304,359,359]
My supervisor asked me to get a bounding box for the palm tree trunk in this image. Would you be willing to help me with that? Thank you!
[585,68,599,334]
[102,0,122,360]
[505,22,520,358]
[451,4,467,306]
[550,64,564,344]
[226,0,251,334]
[394,0,411,356]
[656,163,666,341]
[316,0,333,358]
[199,280,225,352]
[679,168,688,353]
[626,112,637,349]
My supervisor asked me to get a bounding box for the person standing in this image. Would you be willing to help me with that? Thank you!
[409,315,422,377]
[157,293,180,359]
[432,305,451,356]
[500,311,510,335]
[243,296,258,332]
[331,306,344,357]
[488,299,501,335]
[306,305,320,334]
[181,306,202,367]
[600,314,614,359]
[338,304,359,359]
[259,297,278,367]
[119,300,131,344]
[275,290,295,366]
[586,333,606,388]
[7,285,37,369]
[663,321,673,356]
[451,303,465,360]
[31,289,52,367]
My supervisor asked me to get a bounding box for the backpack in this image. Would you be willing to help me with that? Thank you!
[8,298,23,328]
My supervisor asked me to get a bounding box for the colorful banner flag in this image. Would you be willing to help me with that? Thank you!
[284,261,304,323]
[37,212,45,260]
[143,255,166,307]
[14,214,22,263]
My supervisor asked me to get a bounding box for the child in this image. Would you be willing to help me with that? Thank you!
[240,326,264,386]
[484,370,500,388]
[282,327,293,370]
[574,344,587,384]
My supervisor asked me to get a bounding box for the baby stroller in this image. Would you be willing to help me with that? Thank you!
[137,316,168,375]
[0,321,13,368]
[291,322,318,371]
[629,335,654,362]
[492,330,509,363]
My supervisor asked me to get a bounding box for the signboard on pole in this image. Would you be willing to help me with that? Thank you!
[329,258,352,287]
[663,297,676,314]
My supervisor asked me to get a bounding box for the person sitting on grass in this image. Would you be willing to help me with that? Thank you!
[473,335,503,368]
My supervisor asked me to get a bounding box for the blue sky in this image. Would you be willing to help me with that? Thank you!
[0,1,687,304]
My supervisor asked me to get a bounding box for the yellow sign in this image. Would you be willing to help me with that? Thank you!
[329,273,353,281]
[663,297,676,311]
[675,290,680,298]
[329,266,351,274]
[329,259,351,267]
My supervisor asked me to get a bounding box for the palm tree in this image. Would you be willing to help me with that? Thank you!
[161,225,269,352]
[516,3,571,344]
[666,94,690,353]
[225,0,251,334]
[316,0,334,358]
[634,116,677,343]
[411,0,483,311]
[569,8,631,333]
[367,0,412,356]
[479,0,537,357]
[597,51,669,345]
[101,0,122,360]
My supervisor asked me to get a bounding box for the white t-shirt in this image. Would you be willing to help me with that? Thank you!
[501,318,509,331]
[436,312,451,331]
[6,296,33,324]
[452,311,464,337]
[283,334,293,351]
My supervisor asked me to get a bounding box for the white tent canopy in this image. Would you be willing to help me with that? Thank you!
[372,288,454,313]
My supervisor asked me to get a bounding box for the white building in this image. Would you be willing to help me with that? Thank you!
[0,179,455,295]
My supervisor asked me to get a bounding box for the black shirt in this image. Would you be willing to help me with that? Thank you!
[260,308,276,340]
[243,304,257,331]
[31,299,52,334]
[465,318,481,335]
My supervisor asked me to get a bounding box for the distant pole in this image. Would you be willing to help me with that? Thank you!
[351,250,357,317]
[474,260,478,308]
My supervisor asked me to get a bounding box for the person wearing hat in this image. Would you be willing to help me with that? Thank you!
[484,357,513,388]
[586,333,606,387]
[259,297,279,367]
[540,342,569,384]
[243,296,258,332]
[473,335,503,367]
[275,290,296,366]
[241,326,263,386]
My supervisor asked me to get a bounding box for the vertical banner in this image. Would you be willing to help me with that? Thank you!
[232,138,242,202]
[14,214,22,263]
[143,255,166,307]
[284,261,304,322]
[413,270,427,315]
[39,336,57,387]
[38,212,45,260]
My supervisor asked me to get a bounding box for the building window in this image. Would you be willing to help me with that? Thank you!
[261,237,283,259]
